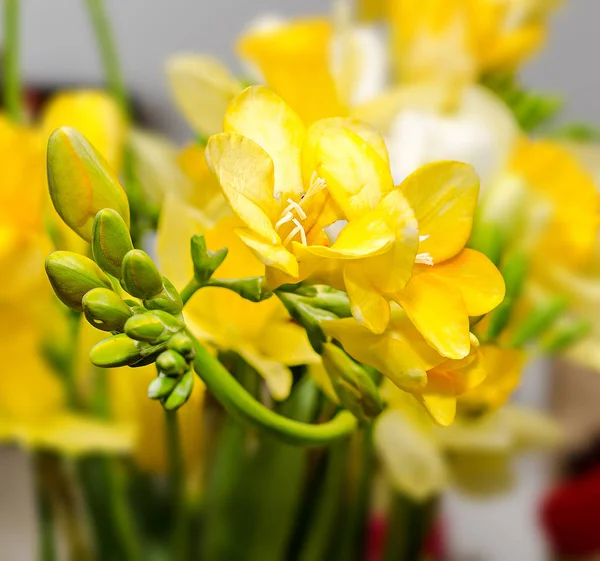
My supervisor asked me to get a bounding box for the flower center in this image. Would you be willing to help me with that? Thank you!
[274,173,328,246]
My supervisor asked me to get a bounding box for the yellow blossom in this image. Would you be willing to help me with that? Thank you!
[156,187,318,401]
[323,308,486,426]
[206,85,504,356]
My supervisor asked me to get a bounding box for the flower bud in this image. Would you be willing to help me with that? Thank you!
[209,276,271,302]
[144,277,183,315]
[82,288,133,332]
[191,234,228,284]
[321,343,383,423]
[164,370,195,411]
[47,127,130,242]
[45,251,112,311]
[120,250,163,299]
[89,333,144,367]
[91,209,133,278]
[124,310,184,343]
[167,332,195,360]
[156,349,189,377]
[148,374,178,400]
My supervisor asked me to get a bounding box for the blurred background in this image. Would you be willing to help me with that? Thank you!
[2,1,600,559]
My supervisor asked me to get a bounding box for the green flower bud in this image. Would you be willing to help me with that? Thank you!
[164,370,195,411]
[321,343,383,423]
[90,333,144,367]
[167,332,195,360]
[82,288,133,332]
[45,251,112,311]
[191,234,228,284]
[47,127,130,242]
[91,209,133,278]
[148,374,178,400]
[121,250,163,299]
[144,277,183,315]
[156,349,188,377]
[124,310,184,343]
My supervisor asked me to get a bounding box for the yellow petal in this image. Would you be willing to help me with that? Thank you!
[401,160,479,263]
[374,409,447,501]
[344,263,391,334]
[166,54,242,138]
[306,119,394,219]
[308,361,340,403]
[257,311,319,366]
[323,315,441,392]
[205,132,279,242]
[238,348,293,401]
[40,90,126,172]
[394,271,471,359]
[223,85,306,199]
[237,19,346,123]
[236,227,298,278]
[418,389,457,427]
[427,248,505,316]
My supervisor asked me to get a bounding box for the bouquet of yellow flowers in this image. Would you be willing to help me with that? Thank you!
[2,0,597,559]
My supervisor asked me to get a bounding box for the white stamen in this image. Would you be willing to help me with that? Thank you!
[419,234,430,242]
[286,198,307,220]
[415,252,434,266]
[283,225,302,245]
[305,172,327,198]
[275,212,294,228]
[291,218,307,245]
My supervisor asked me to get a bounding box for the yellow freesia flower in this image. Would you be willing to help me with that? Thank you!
[156,190,318,401]
[386,0,561,91]
[206,85,504,356]
[323,308,486,426]
[373,346,559,500]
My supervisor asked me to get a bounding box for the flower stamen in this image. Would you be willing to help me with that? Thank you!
[415,252,434,266]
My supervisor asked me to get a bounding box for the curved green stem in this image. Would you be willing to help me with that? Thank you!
[181,278,202,305]
[4,0,23,122]
[189,333,357,446]
[84,0,130,120]
[165,410,187,561]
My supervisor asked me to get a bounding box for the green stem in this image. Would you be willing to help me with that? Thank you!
[189,333,357,446]
[165,410,187,561]
[34,455,57,561]
[84,0,130,119]
[382,495,438,561]
[180,278,202,305]
[3,0,23,122]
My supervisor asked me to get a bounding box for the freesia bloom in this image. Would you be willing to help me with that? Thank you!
[372,344,559,500]
[156,182,318,401]
[323,308,486,425]
[206,85,504,357]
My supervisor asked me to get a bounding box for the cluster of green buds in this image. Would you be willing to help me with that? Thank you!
[45,127,197,410]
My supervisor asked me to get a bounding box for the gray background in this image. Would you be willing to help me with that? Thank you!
[1,1,597,559]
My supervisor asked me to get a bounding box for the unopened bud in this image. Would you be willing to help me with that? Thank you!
[90,333,144,367]
[156,349,188,377]
[144,277,183,315]
[121,249,163,299]
[91,209,133,278]
[190,234,228,283]
[47,127,130,242]
[148,374,178,400]
[82,288,133,332]
[167,332,195,360]
[46,251,112,311]
[209,276,271,302]
[124,310,184,343]
[321,343,383,423]
[164,370,195,411]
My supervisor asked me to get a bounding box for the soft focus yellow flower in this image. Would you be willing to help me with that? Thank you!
[237,18,347,123]
[323,308,486,426]
[0,91,131,455]
[206,85,504,355]
[374,350,559,500]
[156,189,318,401]
[387,0,561,91]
